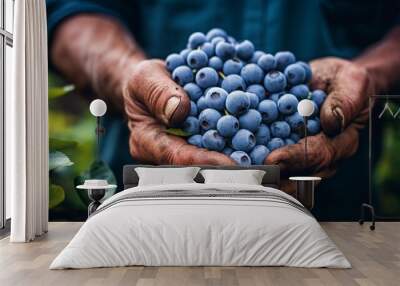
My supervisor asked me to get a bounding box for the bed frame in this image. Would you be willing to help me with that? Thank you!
[123,165,280,190]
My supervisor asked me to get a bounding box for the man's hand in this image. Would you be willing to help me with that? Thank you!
[122,59,235,165]
[266,58,376,192]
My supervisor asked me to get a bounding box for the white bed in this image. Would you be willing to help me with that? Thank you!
[50,182,350,269]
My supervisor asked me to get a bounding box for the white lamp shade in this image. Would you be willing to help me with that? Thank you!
[297,99,315,117]
[89,99,107,117]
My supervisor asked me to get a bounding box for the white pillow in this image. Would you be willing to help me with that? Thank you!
[135,167,200,186]
[200,169,266,185]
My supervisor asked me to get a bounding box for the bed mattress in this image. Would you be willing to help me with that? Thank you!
[50,183,350,269]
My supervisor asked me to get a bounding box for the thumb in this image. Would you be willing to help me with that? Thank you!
[310,58,370,136]
[124,59,190,126]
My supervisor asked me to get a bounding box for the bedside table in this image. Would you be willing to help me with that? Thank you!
[289,177,321,210]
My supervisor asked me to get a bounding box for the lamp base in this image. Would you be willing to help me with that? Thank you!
[359,203,376,231]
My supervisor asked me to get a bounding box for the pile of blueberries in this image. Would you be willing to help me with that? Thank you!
[165,28,326,166]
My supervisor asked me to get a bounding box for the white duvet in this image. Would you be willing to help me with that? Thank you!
[50,183,350,269]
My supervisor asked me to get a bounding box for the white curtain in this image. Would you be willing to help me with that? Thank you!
[8,0,49,242]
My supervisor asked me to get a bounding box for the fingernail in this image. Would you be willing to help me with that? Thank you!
[333,107,345,131]
[164,96,181,122]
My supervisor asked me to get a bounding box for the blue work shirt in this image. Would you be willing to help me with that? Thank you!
[46,0,400,220]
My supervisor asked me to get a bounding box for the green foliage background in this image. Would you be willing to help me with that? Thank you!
[48,74,116,221]
[373,101,400,216]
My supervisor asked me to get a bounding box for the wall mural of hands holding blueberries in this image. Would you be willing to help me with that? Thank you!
[47,0,400,220]
[166,29,326,166]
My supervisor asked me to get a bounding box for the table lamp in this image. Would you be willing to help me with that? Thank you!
[89,99,107,160]
[297,99,315,167]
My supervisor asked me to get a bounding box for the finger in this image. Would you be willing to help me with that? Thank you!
[265,125,359,174]
[310,58,370,136]
[124,59,190,126]
[127,120,235,165]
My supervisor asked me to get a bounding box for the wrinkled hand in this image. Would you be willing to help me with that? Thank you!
[123,59,235,165]
[266,57,376,193]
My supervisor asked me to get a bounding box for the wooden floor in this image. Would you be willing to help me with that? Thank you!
[0,222,399,286]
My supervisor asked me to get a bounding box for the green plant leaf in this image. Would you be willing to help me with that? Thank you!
[49,137,78,151]
[49,184,65,209]
[48,84,75,99]
[224,109,230,116]
[75,160,117,205]
[165,128,190,137]
[49,151,74,171]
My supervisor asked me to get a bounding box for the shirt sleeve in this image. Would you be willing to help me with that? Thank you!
[46,0,126,49]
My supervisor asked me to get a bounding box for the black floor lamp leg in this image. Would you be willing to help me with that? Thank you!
[359,203,375,230]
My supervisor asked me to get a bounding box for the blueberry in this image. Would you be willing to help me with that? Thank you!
[208,56,224,71]
[188,134,203,148]
[201,42,214,58]
[270,92,284,103]
[196,67,218,88]
[275,51,296,71]
[250,50,265,64]
[232,129,256,152]
[285,112,304,131]
[290,84,310,100]
[258,99,279,123]
[205,87,228,111]
[290,133,301,143]
[223,59,243,75]
[250,145,270,165]
[221,74,246,93]
[235,40,255,61]
[202,130,226,151]
[298,61,312,82]
[166,53,185,72]
[312,101,319,116]
[255,124,271,145]
[188,32,207,49]
[311,89,327,107]
[226,90,250,115]
[222,147,234,156]
[267,138,285,151]
[217,115,239,137]
[230,151,251,166]
[211,36,226,47]
[206,28,227,41]
[264,71,287,93]
[270,121,291,138]
[180,49,191,62]
[215,41,235,60]
[187,50,208,69]
[277,93,299,115]
[307,119,320,135]
[239,109,262,132]
[246,92,259,108]
[284,139,296,145]
[246,84,266,101]
[190,101,198,116]
[184,83,203,101]
[197,96,208,112]
[172,66,194,86]
[257,54,276,72]
[199,108,222,131]
[182,116,200,135]
[241,63,264,85]
[284,63,306,85]
[227,36,237,45]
